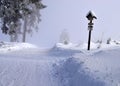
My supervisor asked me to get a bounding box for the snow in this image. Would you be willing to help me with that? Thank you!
[55,41,120,50]
[0,41,120,86]
[0,42,38,53]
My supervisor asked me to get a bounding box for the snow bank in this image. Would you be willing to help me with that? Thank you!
[0,42,38,53]
[75,47,120,86]
[55,43,78,49]
[55,41,120,51]
[52,57,105,86]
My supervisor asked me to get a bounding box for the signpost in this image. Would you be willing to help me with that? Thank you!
[86,11,97,50]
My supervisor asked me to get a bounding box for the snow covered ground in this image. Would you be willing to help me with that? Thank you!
[0,42,120,86]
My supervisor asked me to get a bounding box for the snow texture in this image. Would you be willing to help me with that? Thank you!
[0,42,120,86]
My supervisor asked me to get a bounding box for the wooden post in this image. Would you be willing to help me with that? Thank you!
[87,23,93,50]
[87,29,92,50]
[86,11,97,50]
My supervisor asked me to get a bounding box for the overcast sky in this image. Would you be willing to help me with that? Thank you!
[1,0,120,48]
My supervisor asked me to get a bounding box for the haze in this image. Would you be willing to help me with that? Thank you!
[1,0,120,48]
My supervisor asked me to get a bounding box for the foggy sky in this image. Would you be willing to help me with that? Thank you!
[1,0,120,48]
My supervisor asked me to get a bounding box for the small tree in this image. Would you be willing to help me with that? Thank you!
[107,38,111,44]
[96,40,102,49]
[59,29,70,45]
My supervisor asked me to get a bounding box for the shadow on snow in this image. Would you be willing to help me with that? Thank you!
[52,57,105,86]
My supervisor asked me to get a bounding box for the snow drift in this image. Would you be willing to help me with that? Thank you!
[0,42,38,53]
[0,42,120,86]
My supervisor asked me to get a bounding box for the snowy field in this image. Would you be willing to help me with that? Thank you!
[0,42,120,86]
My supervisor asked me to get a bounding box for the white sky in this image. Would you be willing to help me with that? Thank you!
[1,0,120,48]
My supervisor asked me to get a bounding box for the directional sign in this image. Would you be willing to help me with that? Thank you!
[86,11,97,21]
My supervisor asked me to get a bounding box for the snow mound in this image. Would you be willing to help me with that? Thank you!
[55,43,77,49]
[55,42,99,50]
[0,42,38,53]
[75,47,120,86]
[55,41,120,51]
[52,57,105,86]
